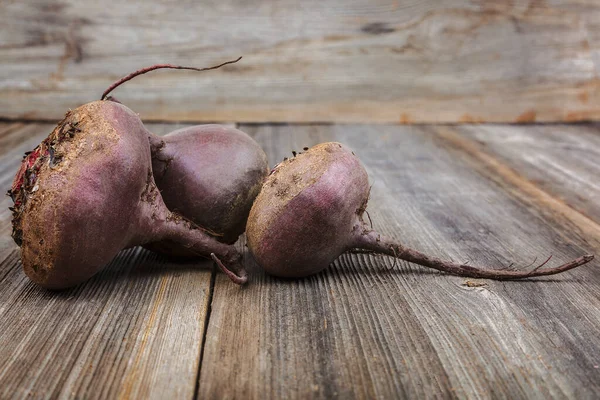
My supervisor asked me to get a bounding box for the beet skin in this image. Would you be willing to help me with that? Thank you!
[147,125,268,252]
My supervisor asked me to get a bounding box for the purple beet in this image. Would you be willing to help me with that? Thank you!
[8,100,246,289]
[146,124,268,255]
[246,142,594,280]
[101,57,269,254]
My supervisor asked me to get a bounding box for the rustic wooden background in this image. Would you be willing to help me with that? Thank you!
[1,0,599,123]
[2,1,600,398]
[1,122,599,399]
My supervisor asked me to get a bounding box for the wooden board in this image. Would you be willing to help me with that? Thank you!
[1,0,599,123]
[0,124,213,399]
[2,122,600,399]
[456,124,600,225]
[198,124,600,399]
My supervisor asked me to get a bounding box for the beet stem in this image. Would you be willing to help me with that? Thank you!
[355,228,594,280]
[154,212,247,284]
[100,57,242,100]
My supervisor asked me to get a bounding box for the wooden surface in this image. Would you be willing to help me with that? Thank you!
[0,123,214,400]
[1,122,600,399]
[458,124,600,224]
[1,0,600,123]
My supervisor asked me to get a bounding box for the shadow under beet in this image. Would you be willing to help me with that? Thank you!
[18,245,583,297]
[242,250,580,286]
[25,246,216,295]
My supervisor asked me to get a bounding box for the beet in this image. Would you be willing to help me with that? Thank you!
[8,100,246,289]
[99,57,267,255]
[247,142,594,280]
[146,124,268,255]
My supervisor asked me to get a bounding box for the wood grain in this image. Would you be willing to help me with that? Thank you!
[198,124,600,399]
[1,0,599,123]
[0,124,213,400]
[2,122,600,399]
[455,124,600,225]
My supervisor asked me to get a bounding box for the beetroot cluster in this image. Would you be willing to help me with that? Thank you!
[8,62,594,289]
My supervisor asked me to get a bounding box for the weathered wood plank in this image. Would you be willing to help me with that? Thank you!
[0,124,212,399]
[1,0,599,123]
[198,124,600,399]
[455,124,600,225]
[575,2,600,78]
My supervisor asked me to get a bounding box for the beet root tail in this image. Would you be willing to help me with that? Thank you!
[211,253,248,285]
[353,228,594,280]
[150,210,248,285]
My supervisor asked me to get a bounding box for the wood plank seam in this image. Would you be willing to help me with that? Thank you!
[196,124,600,399]
[0,122,217,399]
[431,126,600,248]
[194,263,217,400]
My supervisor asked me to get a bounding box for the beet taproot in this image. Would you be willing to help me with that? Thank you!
[146,124,268,255]
[246,142,594,280]
[8,100,246,289]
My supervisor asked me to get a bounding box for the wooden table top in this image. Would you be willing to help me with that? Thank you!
[1,122,599,399]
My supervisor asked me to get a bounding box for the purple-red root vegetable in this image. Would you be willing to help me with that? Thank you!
[145,124,269,255]
[100,57,268,255]
[246,142,594,280]
[8,100,246,289]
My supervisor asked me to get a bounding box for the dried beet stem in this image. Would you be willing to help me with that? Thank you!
[101,57,242,100]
